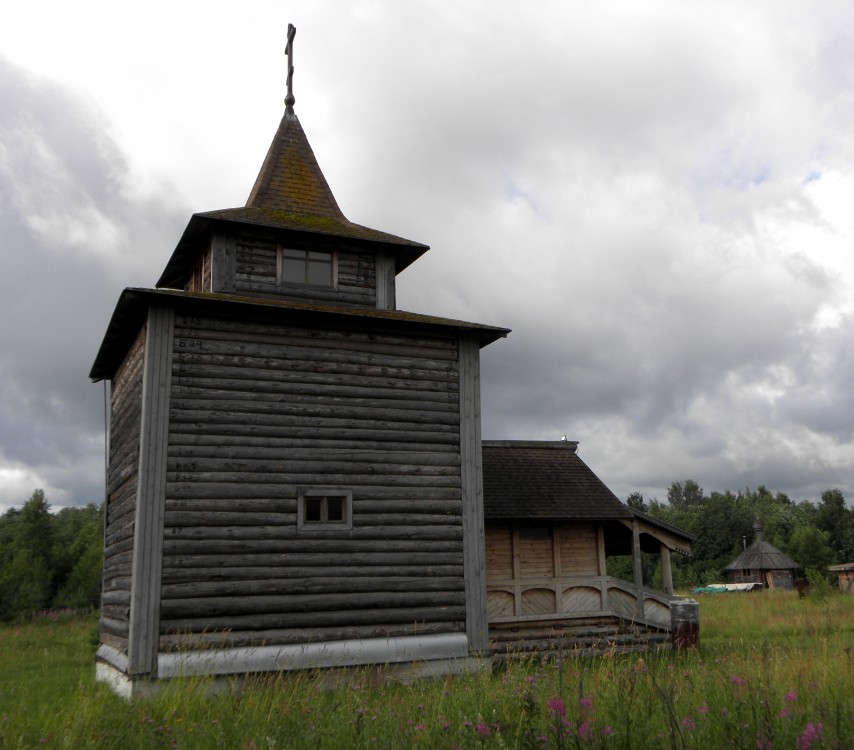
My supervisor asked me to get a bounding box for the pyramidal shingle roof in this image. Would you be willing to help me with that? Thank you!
[245,110,345,218]
[157,47,428,290]
[725,539,799,572]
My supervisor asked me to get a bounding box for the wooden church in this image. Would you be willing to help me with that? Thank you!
[90,28,691,696]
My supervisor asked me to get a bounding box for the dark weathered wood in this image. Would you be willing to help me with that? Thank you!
[127,305,174,676]
[459,334,487,652]
[162,551,464,568]
[161,576,464,599]
[160,564,463,583]
[160,620,462,650]
[161,605,467,634]
[162,536,462,554]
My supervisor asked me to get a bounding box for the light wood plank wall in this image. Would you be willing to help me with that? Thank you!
[485,523,599,582]
[159,309,467,649]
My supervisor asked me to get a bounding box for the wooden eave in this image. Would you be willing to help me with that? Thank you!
[89,288,510,381]
[618,511,695,556]
[155,209,429,290]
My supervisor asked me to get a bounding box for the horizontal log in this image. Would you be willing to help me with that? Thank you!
[166,445,460,466]
[160,605,467,634]
[165,482,461,501]
[166,471,460,490]
[161,576,465,599]
[159,620,463,650]
[163,510,459,528]
[161,534,462,554]
[101,589,131,606]
[168,416,460,437]
[160,564,464,584]
[169,396,459,422]
[102,574,132,592]
[173,317,458,354]
[165,458,459,479]
[165,511,295,527]
[170,352,459,390]
[99,615,129,638]
[166,433,458,454]
[162,551,464,568]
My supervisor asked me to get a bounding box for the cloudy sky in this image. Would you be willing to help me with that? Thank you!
[1,0,853,513]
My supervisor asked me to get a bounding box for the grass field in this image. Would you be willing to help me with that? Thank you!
[0,591,851,749]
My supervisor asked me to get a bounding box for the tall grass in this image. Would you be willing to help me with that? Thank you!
[0,592,851,749]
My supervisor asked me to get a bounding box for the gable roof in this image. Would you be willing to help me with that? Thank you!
[482,441,633,521]
[725,539,799,572]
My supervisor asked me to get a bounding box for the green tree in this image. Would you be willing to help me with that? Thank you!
[814,489,853,562]
[626,492,648,513]
[788,525,835,572]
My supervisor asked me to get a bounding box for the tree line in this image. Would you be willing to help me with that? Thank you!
[1,482,851,620]
[0,490,103,620]
[615,481,854,589]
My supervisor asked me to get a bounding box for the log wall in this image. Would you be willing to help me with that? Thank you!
[232,234,378,307]
[160,308,466,649]
[101,325,146,655]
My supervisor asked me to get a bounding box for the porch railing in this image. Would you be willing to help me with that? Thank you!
[486,575,676,630]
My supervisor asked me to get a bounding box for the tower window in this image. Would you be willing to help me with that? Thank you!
[278,247,335,288]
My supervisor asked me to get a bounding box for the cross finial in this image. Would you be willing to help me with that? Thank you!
[285,24,297,112]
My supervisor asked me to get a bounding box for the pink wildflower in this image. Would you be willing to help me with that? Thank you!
[579,697,594,710]
[414,724,424,731]
[681,716,695,730]
[699,704,709,715]
[475,723,490,736]
[785,691,797,702]
[547,697,566,718]
[796,722,822,750]
[779,709,790,719]
[730,675,747,686]
[601,726,614,736]
[578,722,592,741]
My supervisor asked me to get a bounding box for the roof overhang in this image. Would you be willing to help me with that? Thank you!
[90,288,509,381]
[156,209,429,289]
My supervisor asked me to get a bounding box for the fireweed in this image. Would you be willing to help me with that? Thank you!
[0,592,851,748]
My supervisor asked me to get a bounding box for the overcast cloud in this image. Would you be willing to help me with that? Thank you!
[1,0,853,512]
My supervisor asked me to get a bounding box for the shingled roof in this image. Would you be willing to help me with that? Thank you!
[157,102,427,290]
[482,441,633,521]
[725,520,799,572]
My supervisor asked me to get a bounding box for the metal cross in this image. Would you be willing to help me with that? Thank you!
[285,24,297,111]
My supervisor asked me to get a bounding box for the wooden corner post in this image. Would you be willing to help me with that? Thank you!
[127,305,174,676]
[459,335,488,653]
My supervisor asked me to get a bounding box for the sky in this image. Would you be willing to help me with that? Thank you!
[1,0,853,513]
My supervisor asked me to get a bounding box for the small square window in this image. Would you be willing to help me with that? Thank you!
[297,488,352,530]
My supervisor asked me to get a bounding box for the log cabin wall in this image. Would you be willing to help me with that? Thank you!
[224,232,378,308]
[100,324,147,656]
[158,306,467,650]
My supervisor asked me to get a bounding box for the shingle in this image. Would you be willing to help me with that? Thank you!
[482,441,633,521]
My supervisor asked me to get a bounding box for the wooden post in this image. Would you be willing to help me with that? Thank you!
[597,524,609,611]
[459,335,488,652]
[127,305,174,676]
[632,518,643,618]
[660,544,673,596]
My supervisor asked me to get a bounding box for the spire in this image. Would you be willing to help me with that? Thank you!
[245,24,346,220]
